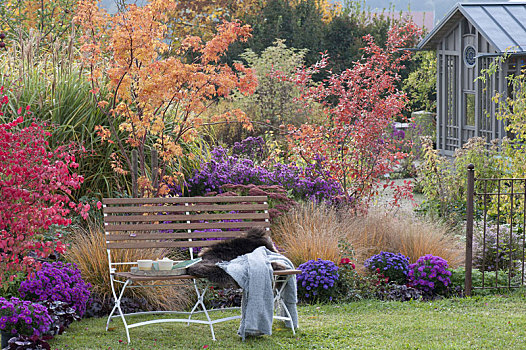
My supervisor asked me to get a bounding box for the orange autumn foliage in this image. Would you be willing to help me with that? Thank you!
[75,0,257,196]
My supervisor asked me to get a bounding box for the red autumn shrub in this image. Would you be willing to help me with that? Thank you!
[0,87,88,287]
[275,21,421,211]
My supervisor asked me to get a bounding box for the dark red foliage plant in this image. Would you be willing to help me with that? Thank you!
[0,88,89,288]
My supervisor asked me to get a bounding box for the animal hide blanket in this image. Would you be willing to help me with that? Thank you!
[187,227,282,288]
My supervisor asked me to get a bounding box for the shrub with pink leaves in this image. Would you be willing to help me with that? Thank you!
[0,88,88,287]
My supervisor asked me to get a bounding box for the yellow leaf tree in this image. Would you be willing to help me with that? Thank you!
[75,0,257,196]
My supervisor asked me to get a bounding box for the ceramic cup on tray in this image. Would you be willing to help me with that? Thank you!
[157,258,174,271]
[137,259,153,271]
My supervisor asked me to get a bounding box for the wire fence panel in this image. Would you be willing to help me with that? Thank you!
[465,164,526,296]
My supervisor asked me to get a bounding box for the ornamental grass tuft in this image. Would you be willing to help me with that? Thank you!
[345,208,463,269]
[272,201,349,266]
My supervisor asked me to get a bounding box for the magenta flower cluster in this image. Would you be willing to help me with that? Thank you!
[364,251,410,285]
[409,254,452,294]
[297,259,339,303]
[0,297,52,337]
[172,143,342,203]
[391,125,406,140]
[18,262,91,317]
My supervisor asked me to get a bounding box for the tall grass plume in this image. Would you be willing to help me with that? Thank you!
[272,202,346,266]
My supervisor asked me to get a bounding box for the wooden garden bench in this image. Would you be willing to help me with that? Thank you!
[102,195,300,343]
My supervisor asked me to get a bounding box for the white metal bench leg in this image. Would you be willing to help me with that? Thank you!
[107,277,132,343]
[273,275,296,334]
[187,280,216,341]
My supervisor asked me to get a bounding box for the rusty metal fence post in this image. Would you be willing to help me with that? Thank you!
[465,163,475,296]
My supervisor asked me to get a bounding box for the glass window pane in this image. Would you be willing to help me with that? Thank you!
[465,93,475,126]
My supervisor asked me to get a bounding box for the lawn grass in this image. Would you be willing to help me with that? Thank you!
[49,294,526,349]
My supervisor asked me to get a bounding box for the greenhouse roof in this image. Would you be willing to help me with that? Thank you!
[417,2,526,53]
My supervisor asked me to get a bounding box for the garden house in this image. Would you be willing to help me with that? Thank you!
[416,2,526,156]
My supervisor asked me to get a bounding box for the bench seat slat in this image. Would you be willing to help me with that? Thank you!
[103,196,268,205]
[106,231,245,241]
[104,221,270,232]
[103,212,270,223]
[107,240,227,249]
[103,204,268,214]
[114,269,301,281]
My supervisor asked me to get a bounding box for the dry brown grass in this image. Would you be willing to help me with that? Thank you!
[63,221,193,311]
[273,203,464,270]
[345,208,464,270]
[272,202,346,266]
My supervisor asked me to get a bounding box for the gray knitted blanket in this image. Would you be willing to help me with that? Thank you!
[217,246,298,340]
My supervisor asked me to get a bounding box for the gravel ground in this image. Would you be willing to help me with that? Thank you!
[372,177,425,214]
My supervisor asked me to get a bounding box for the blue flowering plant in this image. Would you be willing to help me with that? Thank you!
[0,297,52,337]
[18,262,91,317]
[364,252,410,285]
[409,254,452,295]
[297,259,339,303]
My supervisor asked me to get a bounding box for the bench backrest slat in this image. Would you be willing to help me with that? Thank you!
[106,231,247,242]
[103,203,268,214]
[103,196,268,205]
[102,196,270,251]
[105,221,270,232]
[106,240,229,250]
[103,212,269,223]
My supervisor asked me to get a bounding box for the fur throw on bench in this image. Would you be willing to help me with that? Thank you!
[187,227,286,288]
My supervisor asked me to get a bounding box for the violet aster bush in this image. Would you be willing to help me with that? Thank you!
[297,259,339,303]
[364,251,410,285]
[18,262,91,317]
[409,254,452,295]
[0,297,52,337]
[231,136,267,161]
[172,144,342,203]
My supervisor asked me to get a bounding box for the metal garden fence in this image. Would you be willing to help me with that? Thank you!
[465,164,526,296]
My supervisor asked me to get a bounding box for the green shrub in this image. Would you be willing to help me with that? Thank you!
[473,223,524,272]
[211,39,321,145]
[335,262,382,302]
[403,51,437,114]
[450,267,516,295]
[417,136,503,219]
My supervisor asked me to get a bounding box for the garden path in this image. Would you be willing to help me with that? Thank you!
[374,177,424,215]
